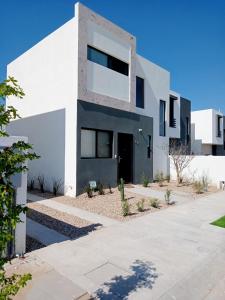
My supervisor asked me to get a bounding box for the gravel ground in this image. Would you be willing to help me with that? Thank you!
[26,235,45,252]
[27,202,102,239]
[54,188,167,221]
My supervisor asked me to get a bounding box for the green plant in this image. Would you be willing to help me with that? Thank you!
[97,183,105,195]
[28,177,35,191]
[155,171,164,187]
[119,178,125,202]
[85,185,93,198]
[52,178,63,196]
[121,200,130,216]
[37,175,45,193]
[164,189,172,205]
[0,77,39,299]
[166,175,170,183]
[136,199,145,212]
[193,180,204,194]
[141,173,149,188]
[149,198,160,208]
[108,184,113,194]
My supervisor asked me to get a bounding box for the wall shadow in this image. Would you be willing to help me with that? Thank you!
[94,260,158,299]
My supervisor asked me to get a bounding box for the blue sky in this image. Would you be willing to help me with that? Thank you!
[1,0,225,111]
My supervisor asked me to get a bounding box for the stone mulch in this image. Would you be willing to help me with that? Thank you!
[27,202,102,239]
[26,235,45,252]
[54,188,167,221]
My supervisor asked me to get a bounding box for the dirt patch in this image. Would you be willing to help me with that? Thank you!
[54,188,167,221]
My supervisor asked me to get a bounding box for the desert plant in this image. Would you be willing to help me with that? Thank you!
[37,175,45,193]
[97,183,105,195]
[166,175,170,183]
[155,171,164,187]
[28,177,35,191]
[52,178,63,196]
[85,185,93,198]
[201,174,209,192]
[119,178,125,202]
[164,189,172,205]
[136,199,145,212]
[149,198,160,208]
[108,184,113,194]
[141,173,149,188]
[121,200,130,216]
[193,180,204,194]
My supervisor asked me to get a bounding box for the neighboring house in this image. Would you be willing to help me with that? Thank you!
[0,136,27,256]
[7,3,190,196]
[191,109,224,155]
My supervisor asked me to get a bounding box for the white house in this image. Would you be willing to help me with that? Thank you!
[7,3,189,196]
[191,109,224,155]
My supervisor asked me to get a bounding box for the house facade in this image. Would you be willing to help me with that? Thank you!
[191,109,224,155]
[7,3,190,196]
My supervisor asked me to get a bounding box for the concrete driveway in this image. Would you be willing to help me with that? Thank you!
[19,191,225,299]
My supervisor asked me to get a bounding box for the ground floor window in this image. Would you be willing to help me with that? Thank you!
[81,128,113,158]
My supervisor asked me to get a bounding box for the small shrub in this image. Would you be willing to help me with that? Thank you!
[52,178,63,196]
[150,198,160,208]
[141,173,149,188]
[122,200,130,216]
[108,184,113,194]
[119,178,125,202]
[28,177,35,191]
[97,183,105,195]
[201,174,209,192]
[193,180,204,194]
[37,175,45,193]
[164,189,172,205]
[85,185,93,198]
[166,175,170,183]
[136,199,145,212]
[155,171,164,187]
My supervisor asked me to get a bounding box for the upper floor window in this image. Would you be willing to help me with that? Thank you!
[81,128,113,159]
[87,46,129,76]
[159,100,166,137]
[136,76,144,109]
[169,96,177,128]
[217,115,222,137]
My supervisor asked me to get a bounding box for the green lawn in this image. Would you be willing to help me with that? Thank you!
[211,216,225,228]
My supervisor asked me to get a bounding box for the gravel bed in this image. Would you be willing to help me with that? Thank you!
[27,202,102,239]
[54,188,167,221]
[26,235,45,252]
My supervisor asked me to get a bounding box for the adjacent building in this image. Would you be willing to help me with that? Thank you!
[7,3,190,196]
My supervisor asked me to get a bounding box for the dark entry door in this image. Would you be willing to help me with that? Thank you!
[117,133,133,183]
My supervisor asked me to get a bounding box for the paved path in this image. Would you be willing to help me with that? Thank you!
[28,193,119,227]
[27,218,69,245]
[23,191,225,299]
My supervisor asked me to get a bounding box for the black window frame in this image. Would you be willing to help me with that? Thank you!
[169,96,177,128]
[87,45,129,76]
[159,100,166,137]
[136,76,145,109]
[147,135,152,158]
[217,115,222,137]
[81,128,113,159]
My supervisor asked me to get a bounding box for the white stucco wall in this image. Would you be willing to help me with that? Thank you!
[7,18,78,196]
[0,136,27,255]
[170,155,225,188]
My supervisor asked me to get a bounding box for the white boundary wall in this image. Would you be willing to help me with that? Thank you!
[170,155,225,188]
[0,136,27,255]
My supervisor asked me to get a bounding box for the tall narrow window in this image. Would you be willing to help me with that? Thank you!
[186,117,190,144]
[169,96,177,128]
[217,115,222,137]
[81,129,96,158]
[136,77,144,109]
[87,45,129,76]
[147,135,152,158]
[159,100,166,136]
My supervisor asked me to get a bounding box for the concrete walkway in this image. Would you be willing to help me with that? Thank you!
[27,218,69,246]
[25,190,225,299]
[28,193,119,227]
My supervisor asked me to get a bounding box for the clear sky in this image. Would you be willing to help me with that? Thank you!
[1,0,225,111]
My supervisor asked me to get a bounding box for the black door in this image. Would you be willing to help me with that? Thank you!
[117,133,133,183]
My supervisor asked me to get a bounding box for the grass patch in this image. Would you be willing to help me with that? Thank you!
[211,216,225,228]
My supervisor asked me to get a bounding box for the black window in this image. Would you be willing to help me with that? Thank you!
[87,46,129,76]
[147,135,152,158]
[169,96,177,128]
[81,128,113,158]
[217,115,222,137]
[136,77,144,109]
[159,100,166,136]
[186,117,190,144]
